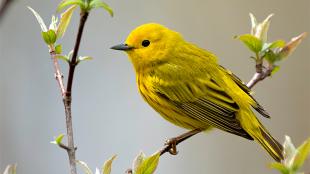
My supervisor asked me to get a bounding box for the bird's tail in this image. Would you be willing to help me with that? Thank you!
[255,125,284,162]
[239,110,283,162]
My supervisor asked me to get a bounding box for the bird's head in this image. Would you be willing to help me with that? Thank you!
[111,23,183,71]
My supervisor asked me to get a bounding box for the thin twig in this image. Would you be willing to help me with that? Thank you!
[49,50,66,96]
[49,10,89,174]
[0,0,12,23]
[247,63,273,89]
[62,11,89,174]
[160,129,201,156]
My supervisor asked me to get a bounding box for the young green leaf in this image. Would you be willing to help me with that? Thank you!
[28,6,47,32]
[132,151,146,173]
[3,164,17,174]
[57,0,84,12]
[135,152,160,174]
[268,40,286,50]
[50,133,65,145]
[55,44,62,54]
[89,0,113,16]
[292,138,310,171]
[57,5,77,38]
[237,34,263,53]
[77,56,93,64]
[264,50,278,64]
[269,162,289,174]
[55,55,70,63]
[41,30,57,45]
[102,155,117,174]
[262,40,286,53]
[55,134,65,144]
[76,160,93,174]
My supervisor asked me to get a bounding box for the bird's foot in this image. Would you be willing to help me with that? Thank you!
[165,137,179,155]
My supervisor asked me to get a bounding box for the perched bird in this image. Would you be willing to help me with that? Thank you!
[111,23,283,162]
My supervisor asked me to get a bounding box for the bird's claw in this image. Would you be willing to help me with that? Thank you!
[165,138,178,155]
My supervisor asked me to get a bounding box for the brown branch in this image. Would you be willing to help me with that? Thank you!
[49,11,89,174]
[247,61,273,89]
[159,129,201,156]
[62,11,89,174]
[0,0,13,23]
[49,50,66,97]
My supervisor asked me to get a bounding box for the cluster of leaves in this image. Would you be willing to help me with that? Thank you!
[74,152,160,174]
[50,130,161,173]
[270,136,310,174]
[237,13,307,74]
[28,0,113,64]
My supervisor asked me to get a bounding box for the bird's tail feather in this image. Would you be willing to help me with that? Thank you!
[239,109,283,162]
[255,126,284,162]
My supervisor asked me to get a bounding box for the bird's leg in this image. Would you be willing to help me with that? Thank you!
[161,129,202,155]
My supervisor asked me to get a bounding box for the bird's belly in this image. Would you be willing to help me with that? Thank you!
[138,82,210,130]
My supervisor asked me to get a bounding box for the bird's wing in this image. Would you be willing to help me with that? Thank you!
[219,65,270,118]
[154,64,253,139]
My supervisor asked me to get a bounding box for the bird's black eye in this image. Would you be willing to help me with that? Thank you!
[142,40,150,47]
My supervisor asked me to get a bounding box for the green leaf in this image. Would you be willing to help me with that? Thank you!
[271,65,280,76]
[135,152,160,174]
[57,5,77,38]
[3,164,17,174]
[102,155,117,174]
[264,50,278,63]
[55,55,70,63]
[269,162,289,174]
[77,56,93,64]
[292,138,310,171]
[41,30,57,45]
[132,152,146,173]
[57,0,84,12]
[238,34,263,53]
[55,134,65,144]
[262,40,286,52]
[28,6,47,32]
[50,134,65,145]
[268,40,286,49]
[89,0,114,16]
[55,44,62,54]
[76,160,93,174]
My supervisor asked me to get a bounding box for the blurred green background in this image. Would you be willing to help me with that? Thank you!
[0,0,309,173]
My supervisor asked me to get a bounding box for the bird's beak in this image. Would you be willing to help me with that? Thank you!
[110,43,133,51]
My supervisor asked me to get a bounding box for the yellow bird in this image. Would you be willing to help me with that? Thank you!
[111,23,283,162]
